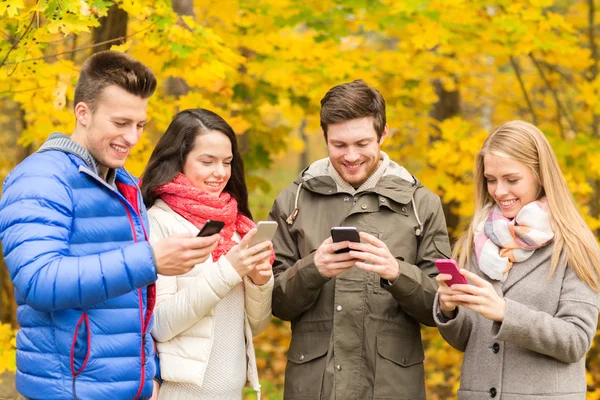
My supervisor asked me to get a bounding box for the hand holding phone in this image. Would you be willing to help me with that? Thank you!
[197,220,225,237]
[249,221,278,247]
[435,259,468,286]
[331,227,360,254]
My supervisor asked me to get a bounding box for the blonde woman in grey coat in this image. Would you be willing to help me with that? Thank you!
[434,120,600,400]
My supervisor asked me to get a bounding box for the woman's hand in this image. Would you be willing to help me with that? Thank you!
[150,379,160,400]
[248,259,273,286]
[225,228,273,278]
[436,273,463,318]
[448,269,506,322]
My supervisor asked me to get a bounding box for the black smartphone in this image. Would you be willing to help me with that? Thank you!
[331,227,360,254]
[197,220,225,237]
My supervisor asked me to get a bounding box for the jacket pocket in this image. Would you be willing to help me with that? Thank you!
[70,312,91,397]
[374,332,425,399]
[284,332,329,397]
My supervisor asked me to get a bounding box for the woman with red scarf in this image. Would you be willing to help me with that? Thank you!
[141,109,274,400]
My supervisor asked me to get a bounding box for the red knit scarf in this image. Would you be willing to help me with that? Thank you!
[154,173,256,262]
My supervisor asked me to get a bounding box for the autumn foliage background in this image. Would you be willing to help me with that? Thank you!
[2,0,600,398]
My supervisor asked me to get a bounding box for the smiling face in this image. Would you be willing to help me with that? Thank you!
[183,130,233,197]
[71,85,148,177]
[326,116,387,188]
[483,152,540,219]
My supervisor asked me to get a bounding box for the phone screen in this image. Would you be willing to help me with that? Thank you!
[197,220,225,237]
[331,227,360,254]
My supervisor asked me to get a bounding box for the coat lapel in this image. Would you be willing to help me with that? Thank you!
[501,244,553,294]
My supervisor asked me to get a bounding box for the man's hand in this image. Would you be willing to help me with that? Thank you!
[152,233,220,276]
[314,237,357,278]
[348,232,400,282]
[226,228,274,279]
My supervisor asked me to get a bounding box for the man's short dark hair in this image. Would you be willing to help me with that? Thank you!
[74,50,157,112]
[320,79,386,140]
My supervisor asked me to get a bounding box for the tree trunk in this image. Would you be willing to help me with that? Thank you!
[0,252,17,327]
[0,105,30,326]
[166,0,194,98]
[92,4,128,53]
[298,119,308,173]
[430,79,461,241]
[587,0,600,238]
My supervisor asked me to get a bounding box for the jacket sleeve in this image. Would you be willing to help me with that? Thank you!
[432,293,474,352]
[148,212,242,343]
[269,195,331,321]
[383,194,450,326]
[244,275,273,336]
[492,265,600,363]
[0,166,157,313]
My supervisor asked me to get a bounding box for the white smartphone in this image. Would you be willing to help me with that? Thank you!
[249,221,278,247]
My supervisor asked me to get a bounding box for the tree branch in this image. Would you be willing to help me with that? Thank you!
[509,55,538,125]
[2,18,161,67]
[0,12,36,70]
[530,53,578,135]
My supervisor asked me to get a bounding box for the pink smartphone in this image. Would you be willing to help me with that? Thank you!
[435,259,468,286]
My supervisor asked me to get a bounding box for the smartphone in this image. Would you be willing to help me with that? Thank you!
[435,259,468,286]
[249,221,278,247]
[331,227,360,254]
[197,220,225,237]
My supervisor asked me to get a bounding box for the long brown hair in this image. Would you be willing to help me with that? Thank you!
[140,108,252,219]
[454,120,600,291]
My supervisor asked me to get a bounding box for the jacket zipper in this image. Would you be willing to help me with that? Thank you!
[119,198,150,400]
[80,167,151,399]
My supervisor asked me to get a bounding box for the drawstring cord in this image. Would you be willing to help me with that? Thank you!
[286,182,303,225]
[411,193,423,237]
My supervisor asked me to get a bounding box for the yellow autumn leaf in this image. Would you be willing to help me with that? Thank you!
[110,41,132,53]
[0,0,24,18]
[228,116,252,134]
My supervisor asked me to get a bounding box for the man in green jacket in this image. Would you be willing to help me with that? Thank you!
[269,79,452,400]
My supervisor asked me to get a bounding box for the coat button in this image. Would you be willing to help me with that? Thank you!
[336,305,343,311]
[336,364,342,371]
[492,343,500,353]
[344,197,349,202]
[489,387,497,398]
[299,354,305,361]
[401,206,407,212]
[380,198,386,203]
[361,204,367,210]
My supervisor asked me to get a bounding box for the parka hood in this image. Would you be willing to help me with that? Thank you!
[293,152,422,205]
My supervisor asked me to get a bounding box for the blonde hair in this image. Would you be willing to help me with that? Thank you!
[453,120,600,291]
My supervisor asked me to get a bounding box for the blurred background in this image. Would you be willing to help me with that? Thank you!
[1,0,600,398]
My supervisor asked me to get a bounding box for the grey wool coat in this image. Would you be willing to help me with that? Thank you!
[434,244,600,400]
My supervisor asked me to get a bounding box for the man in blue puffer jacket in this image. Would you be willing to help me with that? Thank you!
[0,51,220,399]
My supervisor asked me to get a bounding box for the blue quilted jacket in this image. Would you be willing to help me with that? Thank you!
[0,143,158,399]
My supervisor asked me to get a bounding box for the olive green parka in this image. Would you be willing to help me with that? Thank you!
[269,155,451,400]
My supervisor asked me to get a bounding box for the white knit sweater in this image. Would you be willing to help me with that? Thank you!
[148,200,273,399]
